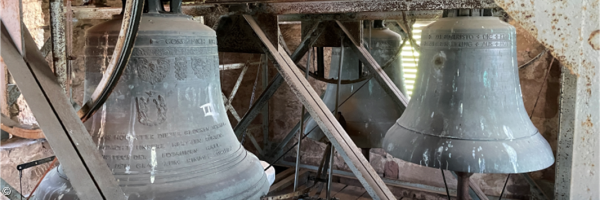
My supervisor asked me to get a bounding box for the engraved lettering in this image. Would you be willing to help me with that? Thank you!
[205,133,223,142]
[206,143,219,150]
[114,164,128,169]
[163,160,181,167]
[136,144,165,150]
[162,149,199,158]
[215,147,231,155]
[187,155,210,163]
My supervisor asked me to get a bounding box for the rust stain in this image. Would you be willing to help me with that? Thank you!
[588,29,600,50]
[582,115,594,128]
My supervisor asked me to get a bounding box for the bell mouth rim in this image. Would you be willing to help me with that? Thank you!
[382,123,555,174]
[391,122,540,141]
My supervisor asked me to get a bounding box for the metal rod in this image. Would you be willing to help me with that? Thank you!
[326,144,335,200]
[441,169,451,200]
[294,48,312,191]
[241,57,263,144]
[262,55,270,148]
[499,174,511,200]
[327,36,345,200]
[456,172,473,200]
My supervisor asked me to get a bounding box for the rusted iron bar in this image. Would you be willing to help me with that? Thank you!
[49,0,68,91]
[243,14,396,200]
[2,22,125,200]
[77,0,144,122]
[233,21,325,137]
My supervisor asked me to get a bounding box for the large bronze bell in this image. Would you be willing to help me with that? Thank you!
[32,1,270,199]
[304,20,406,148]
[382,11,554,174]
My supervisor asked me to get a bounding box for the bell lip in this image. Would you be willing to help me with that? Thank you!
[382,123,555,174]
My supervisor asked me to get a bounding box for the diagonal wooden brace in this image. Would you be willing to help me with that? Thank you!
[1,22,125,200]
[242,15,396,200]
[335,20,410,109]
[233,21,326,138]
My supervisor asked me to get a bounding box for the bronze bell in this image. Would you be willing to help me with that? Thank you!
[304,20,407,148]
[382,11,554,174]
[32,0,270,199]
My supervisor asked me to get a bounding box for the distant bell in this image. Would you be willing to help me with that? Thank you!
[382,11,554,174]
[32,0,269,199]
[305,20,407,148]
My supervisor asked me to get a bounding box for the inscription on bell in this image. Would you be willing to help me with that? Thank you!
[429,33,507,40]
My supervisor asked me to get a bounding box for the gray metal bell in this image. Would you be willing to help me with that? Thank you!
[32,1,269,199]
[304,20,407,148]
[382,14,554,174]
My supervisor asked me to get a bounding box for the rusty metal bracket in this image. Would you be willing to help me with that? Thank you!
[243,14,396,200]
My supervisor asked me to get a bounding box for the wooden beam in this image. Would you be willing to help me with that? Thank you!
[243,15,396,200]
[233,21,325,138]
[335,21,409,109]
[0,0,23,54]
[1,22,125,200]
[269,169,309,194]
